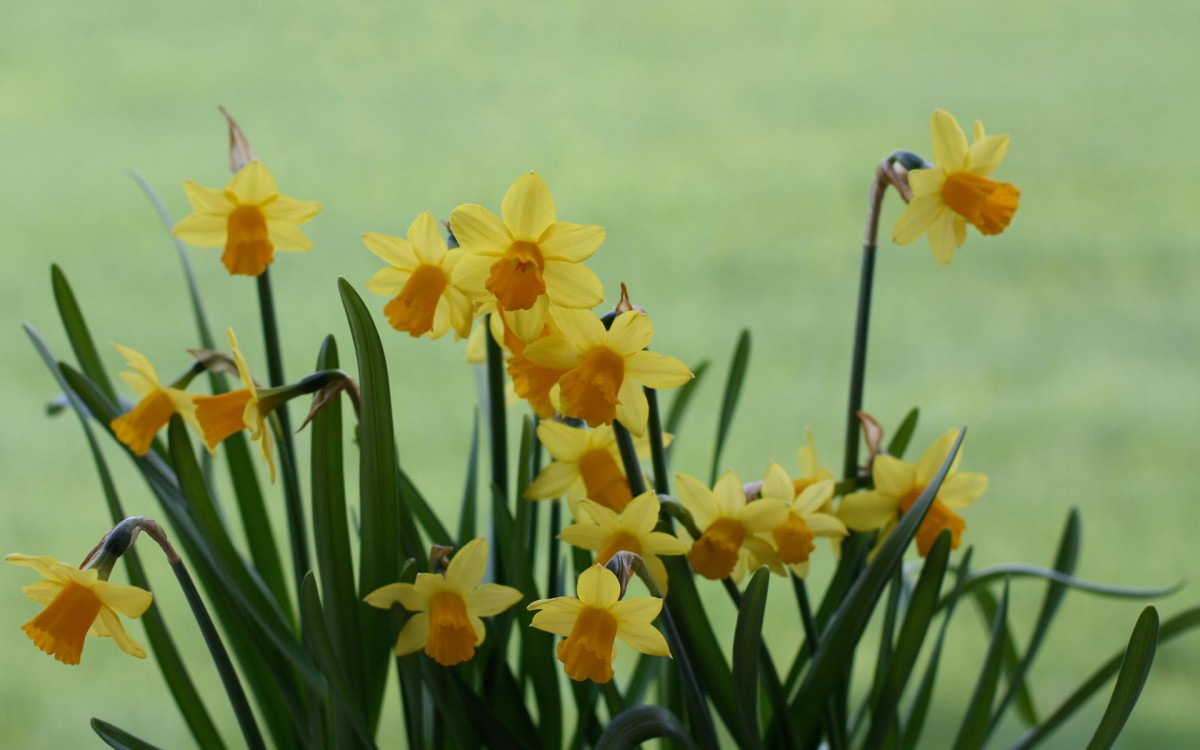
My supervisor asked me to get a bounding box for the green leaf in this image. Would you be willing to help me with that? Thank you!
[458,409,481,546]
[710,330,750,484]
[952,580,1010,750]
[733,568,770,749]
[399,469,453,546]
[91,718,162,750]
[1085,606,1160,750]
[939,565,1180,611]
[886,408,919,458]
[299,573,375,747]
[483,312,509,506]
[970,587,1038,731]
[52,264,117,402]
[595,705,699,750]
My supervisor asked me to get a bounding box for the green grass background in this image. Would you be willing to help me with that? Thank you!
[2,0,1198,747]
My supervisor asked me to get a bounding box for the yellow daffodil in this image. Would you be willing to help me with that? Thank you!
[192,329,276,482]
[676,471,788,582]
[559,492,691,593]
[500,314,568,419]
[364,211,474,340]
[794,427,834,497]
[756,466,846,578]
[6,554,152,665]
[109,345,200,456]
[450,173,605,343]
[525,421,635,515]
[893,110,1020,264]
[363,538,521,666]
[173,161,320,276]
[528,564,670,684]
[839,429,988,557]
[522,309,692,437]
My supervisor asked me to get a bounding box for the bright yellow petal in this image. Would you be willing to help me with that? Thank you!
[926,211,959,265]
[112,344,160,385]
[364,582,429,612]
[873,455,916,498]
[606,312,653,356]
[795,480,835,515]
[525,462,579,500]
[675,473,719,529]
[625,351,693,390]
[938,472,988,510]
[761,462,793,502]
[226,329,256,396]
[450,204,511,257]
[395,613,429,655]
[892,195,944,246]
[408,210,449,265]
[907,168,946,197]
[537,421,591,461]
[229,162,279,205]
[502,173,556,242]
[641,532,690,557]
[262,194,320,223]
[839,491,897,531]
[504,300,549,344]
[266,220,312,252]
[364,232,420,270]
[451,252,497,300]
[539,222,605,262]
[542,261,604,308]
[183,181,234,214]
[559,523,611,551]
[366,267,412,296]
[172,213,228,246]
[616,620,670,657]
[915,429,964,486]
[90,580,153,618]
[445,537,489,594]
[614,377,649,436]
[967,134,1010,177]
[528,597,584,636]
[98,607,146,658]
[524,336,585,370]
[640,554,671,594]
[930,110,968,170]
[621,492,659,536]
[6,554,70,582]
[20,579,64,605]
[740,498,788,533]
[548,307,607,350]
[575,565,620,608]
[464,583,523,616]
[712,470,746,516]
[609,596,662,624]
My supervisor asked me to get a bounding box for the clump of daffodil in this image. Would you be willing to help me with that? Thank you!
[528,564,670,684]
[364,538,521,666]
[560,492,690,593]
[522,309,692,436]
[364,211,473,339]
[173,161,320,276]
[6,554,152,665]
[756,464,847,578]
[839,428,988,557]
[450,173,605,343]
[893,110,1020,264]
[192,329,276,482]
[525,421,636,516]
[676,471,788,582]
[109,344,200,456]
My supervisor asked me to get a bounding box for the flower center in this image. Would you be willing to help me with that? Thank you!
[578,449,633,513]
[772,512,815,565]
[940,172,1020,236]
[486,241,546,310]
[385,264,448,337]
[426,591,476,666]
[898,487,967,557]
[687,517,746,580]
[194,389,254,449]
[557,606,618,683]
[596,531,643,565]
[558,347,626,428]
[224,205,274,276]
[111,389,176,457]
[22,581,103,665]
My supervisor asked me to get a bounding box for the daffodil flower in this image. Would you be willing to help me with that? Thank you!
[364,211,473,339]
[6,554,152,665]
[525,421,635,515]
[756,466,846,578]
[499,314,569,418]
[839,428,988,557]
[364,538,522,666]
[173,161,320,276]
[522,309,692,436]
[450,173,605,343]
[559,493,691,593]
[893,110,1020,264]
[528,564,670,684]
[676,471,789,582]
[109,344,200,456]
[794,427,834,497]
[192,329,276,482]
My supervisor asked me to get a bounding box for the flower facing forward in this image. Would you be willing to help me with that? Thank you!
[676,471,788,583]
[893,110,1020,264]
[173,161,320,276]
[364,211,473,339]
[110,344,200,456]
[525,421,635,516]
[559,493,691,593]
[756,465,846,578]
[528,564,669,684]
[7,554,152,665]
[523,309,693,436]
[192,329,276,482]
[364,538,521,666]
[450,173,605,343]
[839,429,988,557]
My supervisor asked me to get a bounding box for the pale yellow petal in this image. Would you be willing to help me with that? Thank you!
[366,267,412,296]
[795,480,835,515]
[938,472,988,510]
[364,582,429,612]
[229,161,279,205]
[525,462,579,500]
[641,532,690,556]
[112,344,160,385]
[675,472,719,528]
[502,173,556,242]
[266,220,312,252]
[926,211,959,265]
[617,620,670,656]
[503,300,549,344]
[445,537,489,594]
[839,491,897,531]
[915,429,964,486]
[548,307,607,351]
[408,211,449,265]
[470,615,487,645]
[91,580,153,618]
[606,312,653,356]
[395,613,429,655]
[363,232,420,270]
[450,204,511,257]
[761,462,794,502]
[806,512,848,538]
[5,554,69,582]
[872,454,916,498]
[20,579,64,605]
[576,499,621,529]
[538,222,605,262]
[465,583,523,616]
[906,168,946,197]
[576,565,619,608]
[559,523,611,551]
[99,607,146,658]
[528,597,584,636]
[892,196,944,246]
[615,377,649,436]
[451,252,498,299]
[641,554,671,594]
[967,134,1010,177]
[609,596,662,624]
[537,420,591,461]
[542,261,604,309]
[621,492,659,536]
[183,181,234,214]
[930,110,968,170]
[172,212,228,246]
[262,194,320,223]
[524,336,585,370]
[740,498,788,533]
[712,470,746,516]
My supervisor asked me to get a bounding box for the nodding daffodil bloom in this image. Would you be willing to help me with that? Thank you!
[839,429,988,557]
[500,314,569,419]
[363,538,521,666]
[173,161,320,276]
[522,309,693,437]
[528,564,670,684]
[757,466,846,578]
[893,110,1020,264]
[364,211,474,339]
[559,493,691,594]
[450,173,605,343]
[6,554,153,665]
[192,329,276,482]
[109,345,200,456]
[676,471,789,583]
[525,421,634,516]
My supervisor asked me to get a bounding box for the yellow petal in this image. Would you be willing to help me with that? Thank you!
[394,612,429,655]
[575,565,620,608]
[90,580,153,618]
[616,619,670,657]
[262,194,320,223]
[795,480,835,515]
[172,212,228,246]
[938,472,988,510]
[21,579,64,605]
[528,597,584,636]
[967,134,1010,177]
[537,421,591,461]
[364,232,420,270]
[892,195,944,246]
[606,312,652,356]
[183,181,234,214]
[525,462,579,500]
[549,307,607,351]
[559,523,610,551]
[524,336,585,371]
[641,532,691,557]
[6,554,70,582]
[366,267,412,296]
[266,220,312,252]
[542,261,604,308]
[445,537,489,594]
[915,429,964,486]
[806,512,848,538]
[740,498,788,533]
[112,344,160,385]
[839,491,897,531]
[621,492,659,536]
[712,470,746,516]
[614,377,649,436]
[640,554,671,594]
[504,300,549,344]
[872,455,916,498]
[930,110,968,170]
[501,173,556,242]
[451,252,498,299]
[907,168,946,197]
[450,204,511,257]
[926,211,959,265]
[364,582,429,612]
[229,161,279,205]
[625,351,693,390]
[674,473,719,529]
[539,222,605,262]
[610,596,662,624]
[408,210,449,264]
[98,607,146,658]
[761,462,793,502]
[464,583,523,616]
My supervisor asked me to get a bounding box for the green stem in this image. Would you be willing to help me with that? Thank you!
[484,314,509,510]
[645,388,671,495]
[612,420,647,496]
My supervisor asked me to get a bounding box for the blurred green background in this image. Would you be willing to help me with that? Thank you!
[2,0,1198,747]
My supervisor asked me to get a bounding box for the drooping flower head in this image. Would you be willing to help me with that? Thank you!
[498,312,569,418]
[528,564,670,684]
[364,538,521,666]
[364,211,473,340]
[559,493,691,593]
[192,328,276,482]
[893,110,1019,264]
[109,344,200,456]
[676,471,788,583]
[450,173,605,343]
[756,465,846,578]
[6,554,152,665]
[173,161,320,276]
[523,309,693,436]
[839,428,988,557]
[525,421,635,516]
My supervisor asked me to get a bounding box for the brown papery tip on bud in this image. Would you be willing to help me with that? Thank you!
[220,106,257,174]
[856,410,885,464]
[430,545,454,573]
[605,552,637,599]
[188,348,239,377]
